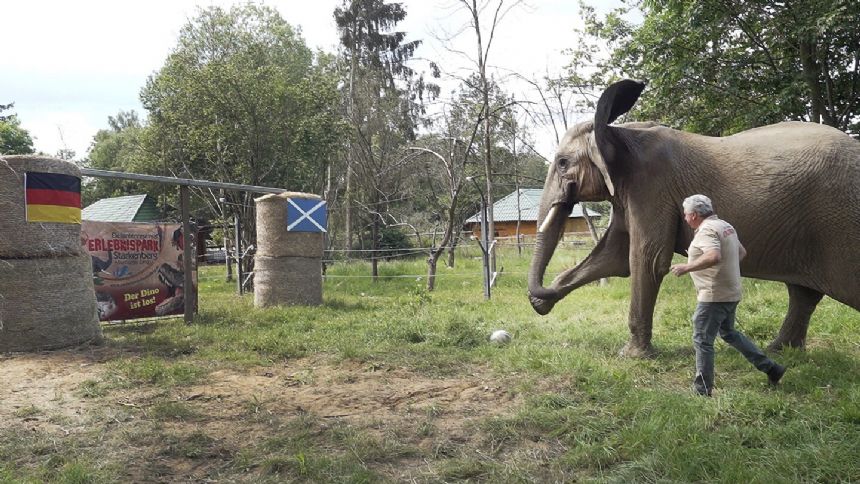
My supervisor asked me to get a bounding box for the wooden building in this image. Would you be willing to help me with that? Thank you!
[464,188,602,239]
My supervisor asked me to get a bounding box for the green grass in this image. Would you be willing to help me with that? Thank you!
[2,242,858,482]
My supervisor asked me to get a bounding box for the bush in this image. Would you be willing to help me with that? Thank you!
[352,225,416,260]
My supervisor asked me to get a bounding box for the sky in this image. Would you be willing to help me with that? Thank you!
[2,0,624,160]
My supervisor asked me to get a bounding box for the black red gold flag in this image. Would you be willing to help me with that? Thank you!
[25,172,82,224]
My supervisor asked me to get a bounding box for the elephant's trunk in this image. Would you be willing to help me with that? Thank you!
[529,204,575,314]
[528,230,562,314]
[528,180,578,314]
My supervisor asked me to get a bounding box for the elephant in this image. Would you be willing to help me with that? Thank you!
[528,79,860,357]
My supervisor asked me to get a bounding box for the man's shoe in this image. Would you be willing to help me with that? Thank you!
[694,386,712,397]
[693,378,712,397]
[767,364,786,386]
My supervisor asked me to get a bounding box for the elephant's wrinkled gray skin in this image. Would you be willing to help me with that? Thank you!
[528,79,860,357]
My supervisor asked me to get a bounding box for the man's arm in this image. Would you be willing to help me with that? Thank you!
[670,249,721,277]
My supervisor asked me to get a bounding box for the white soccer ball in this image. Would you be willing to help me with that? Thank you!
[489,329,512,345]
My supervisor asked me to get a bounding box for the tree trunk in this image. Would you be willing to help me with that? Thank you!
[428,189,460,291]
[516,193,522,256]
[345,34,357,254]
[514,136,522,257]
[239,193,256,287]
[224,220,233,282]
[345,167,353,251]
[426,183,458,290]
[799,36,835,127]
[371,215,379,282]
[483,104,495,275]
[427,252,439,291]
[224,231,233,282]
[471,0,495,276]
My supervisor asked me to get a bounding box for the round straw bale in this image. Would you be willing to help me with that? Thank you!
[0,252,102,352]
[0,155,83,258]
[254,255,322,307]
[255,192,324,258]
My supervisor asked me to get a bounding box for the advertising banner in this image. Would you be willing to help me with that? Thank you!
[81,221,197,321]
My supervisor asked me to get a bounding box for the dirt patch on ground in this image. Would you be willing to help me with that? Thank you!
[193,360,514,420]
[1,345,522,481]
[2,347,113,433]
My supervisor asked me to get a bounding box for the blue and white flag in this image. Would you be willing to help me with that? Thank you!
[286,198,327,233]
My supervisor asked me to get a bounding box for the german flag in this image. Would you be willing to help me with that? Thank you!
[25,172,82,224]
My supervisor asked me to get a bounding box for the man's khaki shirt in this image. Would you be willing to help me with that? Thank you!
[688,215,743,302]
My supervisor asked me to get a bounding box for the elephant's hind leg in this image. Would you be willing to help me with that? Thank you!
[767,283,824,351]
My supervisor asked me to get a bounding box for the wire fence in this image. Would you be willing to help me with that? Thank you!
[196,232,599,283]
[200,236,596,262]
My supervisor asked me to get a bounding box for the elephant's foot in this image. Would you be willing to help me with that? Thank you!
[766,336,805,353]
[619,340,657,358]
[768,284,821,352]
[528,294,557,315]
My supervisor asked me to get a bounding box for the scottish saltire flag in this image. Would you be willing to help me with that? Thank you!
[24,172,82,224]
[286,198,327,232]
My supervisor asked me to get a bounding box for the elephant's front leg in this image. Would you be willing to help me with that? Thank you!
[619,246,672,358]
[530,220,631,314]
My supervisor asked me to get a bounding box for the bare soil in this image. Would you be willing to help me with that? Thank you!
[0,345,522,482]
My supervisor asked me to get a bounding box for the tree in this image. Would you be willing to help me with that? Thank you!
[334,0,436,280]
[579,0,860,136]
[498,102,528,255]
[0,103,12,122]
[336,0,419,251]
[140,4,344,255]
[407,103,482,289]
[0,103,35,155]
[83,110,156,207]
[402,74,547,289]
[456,0,522,276]
[55,148,76,161]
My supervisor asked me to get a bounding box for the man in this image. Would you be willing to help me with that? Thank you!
[670,194,786,396]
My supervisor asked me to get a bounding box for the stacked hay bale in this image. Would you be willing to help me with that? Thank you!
[0,155,102,352]
[254,192,323,307]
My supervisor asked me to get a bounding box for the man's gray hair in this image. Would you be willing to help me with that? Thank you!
[683,194,714,217]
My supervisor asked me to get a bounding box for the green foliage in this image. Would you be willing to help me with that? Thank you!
[0,103,35,155]
[334,0,440,254]
[335,0,425,94]
[574,0,860,136]
[373,225,415,260]
[399,77,548,256]
[140,4,344,193]
[82,110,161,206]
[453,74,548,194]
[0,102,13,122]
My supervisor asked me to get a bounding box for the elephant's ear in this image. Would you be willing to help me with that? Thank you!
[593,80,646,194]
[595,79,646,127]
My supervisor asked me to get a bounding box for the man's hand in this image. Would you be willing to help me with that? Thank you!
[670,263,689,277]
[671,249,721,277]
